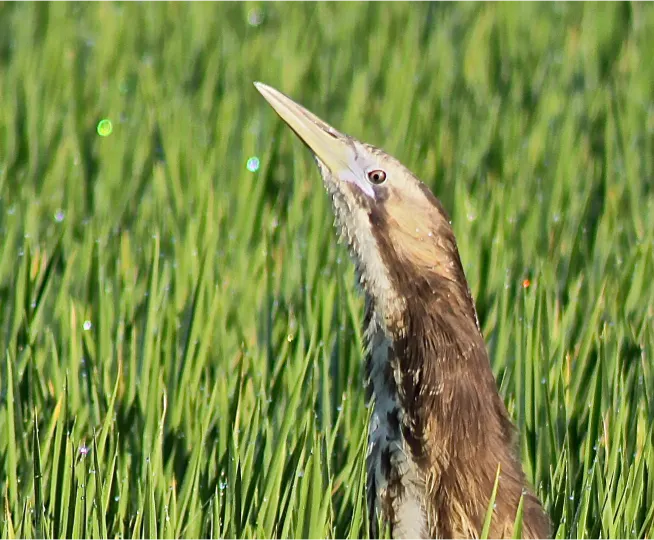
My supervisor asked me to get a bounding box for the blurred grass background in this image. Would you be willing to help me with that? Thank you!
[1,2,653,538]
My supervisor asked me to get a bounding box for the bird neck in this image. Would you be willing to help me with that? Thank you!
[369,265,510,460]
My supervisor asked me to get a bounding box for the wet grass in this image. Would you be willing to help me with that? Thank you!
[1,2,654,538]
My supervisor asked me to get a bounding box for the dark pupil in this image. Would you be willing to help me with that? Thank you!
[371,172,382,183]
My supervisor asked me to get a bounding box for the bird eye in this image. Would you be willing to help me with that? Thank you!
[367,170,387,185]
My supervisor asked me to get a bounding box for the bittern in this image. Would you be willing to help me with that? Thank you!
[255,82,550,539]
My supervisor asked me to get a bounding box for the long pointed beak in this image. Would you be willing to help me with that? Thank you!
[254,82,352,175]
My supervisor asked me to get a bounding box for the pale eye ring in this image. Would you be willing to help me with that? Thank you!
[367,169,387,185]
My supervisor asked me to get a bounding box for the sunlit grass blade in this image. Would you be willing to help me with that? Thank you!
[32,410,46,539]
[481,464,502,540]
[4,352,19,512]
[512,492,525,539]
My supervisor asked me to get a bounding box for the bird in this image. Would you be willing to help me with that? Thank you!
[254,82,550,540]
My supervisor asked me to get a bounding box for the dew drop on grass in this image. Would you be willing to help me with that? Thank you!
[54,210,65,222]
[83,320,92,331]
[114,496,120,502]
[297,470,304,478]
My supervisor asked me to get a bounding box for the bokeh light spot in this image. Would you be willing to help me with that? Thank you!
[247,8,264,26]
[246,156,260,172]
[97,119,113,137]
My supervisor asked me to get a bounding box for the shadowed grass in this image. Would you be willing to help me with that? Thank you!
[1,2,654,538]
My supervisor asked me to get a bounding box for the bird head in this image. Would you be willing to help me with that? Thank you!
[255,82,480,337]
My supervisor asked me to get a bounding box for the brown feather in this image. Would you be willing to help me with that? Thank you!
[364,190,550,539]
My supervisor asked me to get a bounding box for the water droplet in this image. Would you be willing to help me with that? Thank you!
[54,209,65,222]
[541,377,547,385]
[114,495,120,502]
[246,156,260,172]
[569,494,574,501]
[219,481,228,491]
[297,470,304,478]
[83,320,92,331]
[79,445,89,456]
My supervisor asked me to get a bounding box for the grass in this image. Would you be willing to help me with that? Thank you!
[0,2,653,538]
